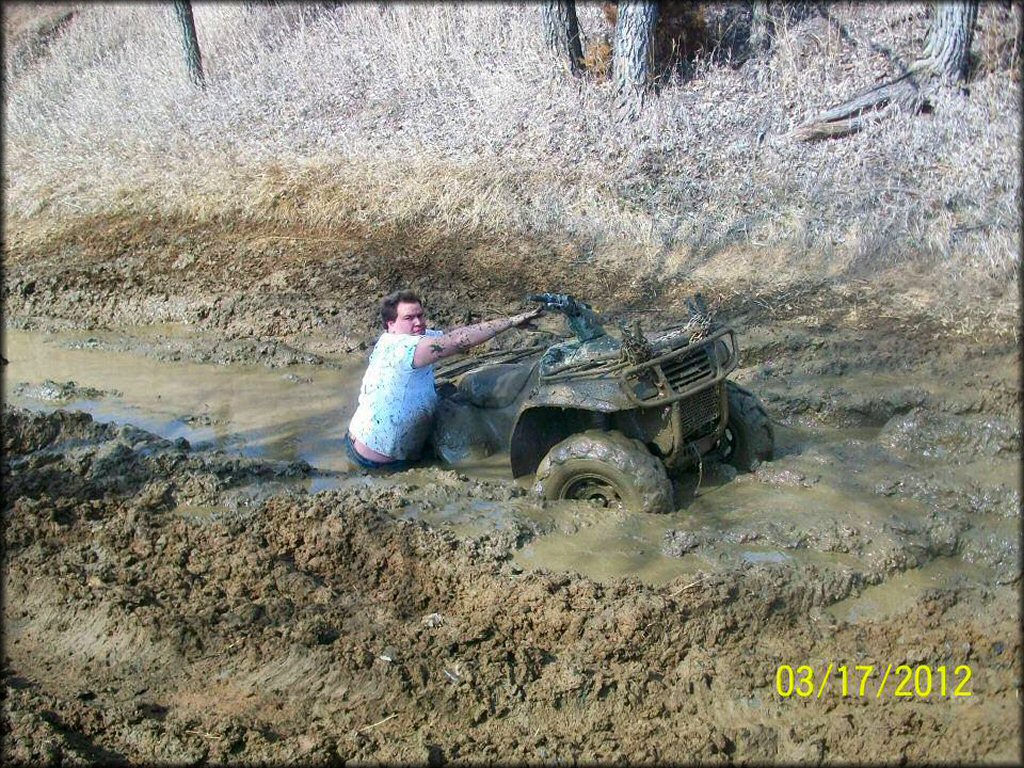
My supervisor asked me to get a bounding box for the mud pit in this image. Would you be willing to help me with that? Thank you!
[2,224,1022,764]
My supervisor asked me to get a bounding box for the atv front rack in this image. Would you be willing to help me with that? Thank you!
[619,327,737,407]
[538,327,737,407]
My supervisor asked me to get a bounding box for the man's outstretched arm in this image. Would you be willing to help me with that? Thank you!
[413,308,542,368]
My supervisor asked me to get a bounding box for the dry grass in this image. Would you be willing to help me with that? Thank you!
[2,1,1019,333]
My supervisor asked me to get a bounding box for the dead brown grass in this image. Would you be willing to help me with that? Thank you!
[1,2,1019,338]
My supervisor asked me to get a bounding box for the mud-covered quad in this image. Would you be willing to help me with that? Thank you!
[430,293,773,513]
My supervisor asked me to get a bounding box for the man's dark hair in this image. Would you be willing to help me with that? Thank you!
[380,289,423,328]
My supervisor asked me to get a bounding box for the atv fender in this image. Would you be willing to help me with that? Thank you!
[509,378,636,479]
[510,406,605,480]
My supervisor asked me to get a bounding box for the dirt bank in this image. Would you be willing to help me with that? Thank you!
[3,408,1021,764]
[2,215,1021,764]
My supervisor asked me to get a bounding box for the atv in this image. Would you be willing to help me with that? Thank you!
[430,293,773,513]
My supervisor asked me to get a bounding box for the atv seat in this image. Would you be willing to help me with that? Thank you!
[456,363,534,409]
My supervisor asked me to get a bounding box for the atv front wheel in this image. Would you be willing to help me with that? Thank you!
[718,382,774,471]
[533,430,673,514]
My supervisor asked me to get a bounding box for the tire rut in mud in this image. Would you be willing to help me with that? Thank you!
[3,407,1021,763]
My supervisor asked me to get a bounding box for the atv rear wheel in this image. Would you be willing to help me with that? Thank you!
[718,382,774,471]
[533,430,673,514]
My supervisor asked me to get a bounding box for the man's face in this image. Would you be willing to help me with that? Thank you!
[387,301,427,335]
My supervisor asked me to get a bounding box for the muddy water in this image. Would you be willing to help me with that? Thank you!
[3,329,521,479]
[825,556,993,623]
[3,327,364,472]
[3,328,1014,598]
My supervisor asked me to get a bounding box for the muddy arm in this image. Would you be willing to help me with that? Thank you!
[413,309,542,368]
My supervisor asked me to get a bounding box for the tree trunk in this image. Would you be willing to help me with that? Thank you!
[613,0,659,110]
[173,0,205,87]
[750,1,773,54]
[791,1,978,141]
[542,0,585,75]
[920,0,978,83]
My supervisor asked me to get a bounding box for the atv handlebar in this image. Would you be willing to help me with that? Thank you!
[527,292,590,315]
[527,292,606,342]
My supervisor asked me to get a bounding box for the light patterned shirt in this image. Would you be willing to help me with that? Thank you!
[348,329,443,459]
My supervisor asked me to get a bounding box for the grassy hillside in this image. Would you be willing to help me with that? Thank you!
[3,2,1020,333]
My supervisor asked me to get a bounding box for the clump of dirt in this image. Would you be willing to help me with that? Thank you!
[3,408,1021,763]
[2,408,311,511]
[12,379,122,403]
[879,409,1021,462]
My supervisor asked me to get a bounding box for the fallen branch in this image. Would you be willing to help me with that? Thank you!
[357,713,397,733]
[185,729,223,740]
[789,64,929,142]
[670,576,707,597]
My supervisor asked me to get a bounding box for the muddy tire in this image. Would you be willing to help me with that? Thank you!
[718,381,774,471]
[533,430,673,514]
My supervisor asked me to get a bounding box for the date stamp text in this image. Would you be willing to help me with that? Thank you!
[775,664,974,699]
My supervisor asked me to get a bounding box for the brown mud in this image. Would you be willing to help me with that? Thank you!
[2,215,1021,764]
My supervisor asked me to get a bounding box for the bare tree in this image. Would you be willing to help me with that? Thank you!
[542,0,585,75]
[173,0,205,87]
[792,1,979,141]
[613,0,659,111]
[749,1,774,54]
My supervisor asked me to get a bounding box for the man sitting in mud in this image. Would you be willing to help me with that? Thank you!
[345,289,542,470]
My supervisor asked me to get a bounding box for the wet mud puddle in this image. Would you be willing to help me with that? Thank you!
[3,328,366,478]
[2,327,521,504]
[4,328,1018,600]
